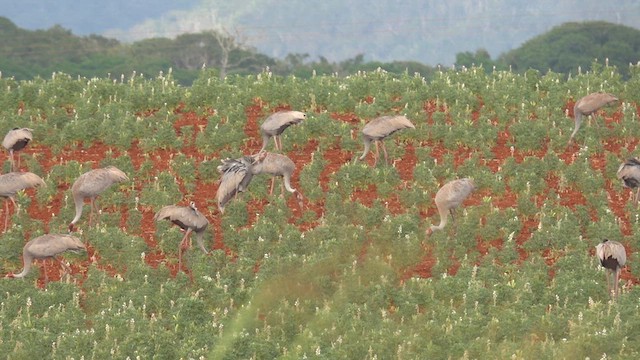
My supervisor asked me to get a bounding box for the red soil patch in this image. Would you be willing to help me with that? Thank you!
[8,97,639,290]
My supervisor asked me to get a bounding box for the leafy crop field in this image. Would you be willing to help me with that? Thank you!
[1,64,640,359]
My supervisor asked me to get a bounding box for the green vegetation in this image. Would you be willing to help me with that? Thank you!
[3,16,640,86]
[499,21,640,79]
[0,61,639,359]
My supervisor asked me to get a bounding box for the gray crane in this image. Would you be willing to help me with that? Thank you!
[6,233,85,285]
[427,178,476,235]
[2,128,33,172]
[154,201,209,270]
[216,155,262,214]
[250,152,304,209]
[356,115,415,166]
[69,166,129,231]
[0,171,45,232]
[595,239,627,298]
[568,92,618,144]
[616,157,640,206]
[260,111,306,152]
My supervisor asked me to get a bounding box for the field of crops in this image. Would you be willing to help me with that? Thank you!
[1,63,640,359]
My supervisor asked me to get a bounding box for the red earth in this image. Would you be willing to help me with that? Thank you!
[9,99,637,288]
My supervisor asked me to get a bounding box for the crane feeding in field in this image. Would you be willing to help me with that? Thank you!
[595,239,627,298]
[427,178,476,235]
[568,92,618,145]
[154,201,209,269]
[356,115,415,166]
[216,154,264,214]
[616,157,640,206]
[0,171,45,232]
[6,233,85,285]
[2,127,33,172]
[250,152,304,209]
[69,166,129,231]
[259,110,306,152]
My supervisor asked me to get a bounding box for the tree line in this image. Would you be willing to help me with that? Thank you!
[0,17,638,85]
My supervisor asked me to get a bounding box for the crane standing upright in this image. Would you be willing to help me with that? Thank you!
[2,128,33,172]
[595,239,627,298]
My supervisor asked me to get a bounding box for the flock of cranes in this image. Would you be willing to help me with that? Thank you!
[0,93,634,298]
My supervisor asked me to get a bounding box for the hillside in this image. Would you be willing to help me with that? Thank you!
[500,21,640,76]
[1,0,639,65]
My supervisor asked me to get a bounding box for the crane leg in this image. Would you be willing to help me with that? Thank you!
[43,259,48,286]
[275,136,282,151]
[9,149,15,172]
[178,229,192,271]
[615,268,621,298]
[605,270,613,298]
[3,199,8,233]
[381,141,389,165]
[55,256,72,276]
[3,197,16,233]
[269,177,275,196]
[295,191,305,210]
[88,199,94,227]
[89,198,101,227]
[635,188,640,208]
[373,141,380,167]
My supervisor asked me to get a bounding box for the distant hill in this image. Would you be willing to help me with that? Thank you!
[0,16,638,84]
[499,21,640,77]
[0,0,639,65]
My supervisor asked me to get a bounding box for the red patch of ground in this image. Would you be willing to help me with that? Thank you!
[8,97,639,290]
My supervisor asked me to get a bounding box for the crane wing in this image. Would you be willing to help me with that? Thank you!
[362,115,415,138]
[575,93,618,115]
[25,234,85,257]
[154,205,208,229]
[260,111,305,133]
[0,172,45,195]
[2,128,33,149]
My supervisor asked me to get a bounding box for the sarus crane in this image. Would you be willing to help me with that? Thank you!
[259,111,306,152]
[595,239,627,298]
[616,157,640,206]
[0,171,45,232]
[69,166,129,231]
[216,155,262,214]
[2,128,33,173]
[568,92,618,144]
[154,201,209,270]
[250,152,304,209]
[6,233,85,285]
[356,115,415,166]
[427,178,476,235]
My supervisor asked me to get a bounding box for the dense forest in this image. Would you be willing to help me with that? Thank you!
[0,17,639,85]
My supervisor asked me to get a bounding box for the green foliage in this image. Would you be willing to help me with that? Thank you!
[500,21,640,79]
[0,64,639,360]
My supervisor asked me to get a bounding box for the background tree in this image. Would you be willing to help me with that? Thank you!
[498,21,640,78]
